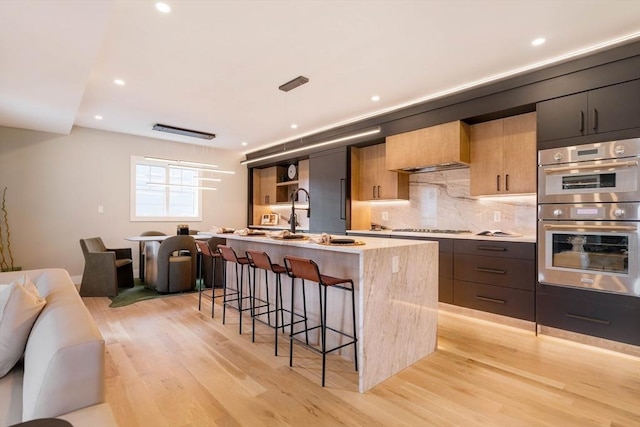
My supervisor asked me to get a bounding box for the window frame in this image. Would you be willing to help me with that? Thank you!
[130,155,203,222]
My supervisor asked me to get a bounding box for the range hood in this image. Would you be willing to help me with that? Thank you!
[385,121,470,173]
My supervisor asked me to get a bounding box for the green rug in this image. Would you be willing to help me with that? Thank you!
[109,279,200,308]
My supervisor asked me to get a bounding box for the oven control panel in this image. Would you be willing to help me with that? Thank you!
[539,203,640,221]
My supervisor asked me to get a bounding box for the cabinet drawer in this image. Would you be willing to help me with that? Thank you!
[453,254,533,290]
[454,239,534,260]
[537,291,640,346]
[453,280,534,321]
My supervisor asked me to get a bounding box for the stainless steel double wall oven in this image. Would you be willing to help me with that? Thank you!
[537,138,640,297]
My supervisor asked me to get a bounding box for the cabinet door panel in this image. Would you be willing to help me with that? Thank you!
[454,280,534,321]
[454,254,534,290]
[537,291,640,345]
[454,239,535,260]
[439,277,453,304]
[588,80,640,134]
[502,112,536,194]
[310,148,347,234]
[537,92,588,141]
[470,119,503,196]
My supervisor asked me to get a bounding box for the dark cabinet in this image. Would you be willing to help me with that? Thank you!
[309,147,348,234]
[537,79,640,143]
[453,240,535,321]
[537,283,640,346]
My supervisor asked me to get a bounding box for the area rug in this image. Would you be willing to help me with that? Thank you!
[108,279,200,308]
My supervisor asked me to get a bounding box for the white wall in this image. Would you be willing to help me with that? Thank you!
[0,126,247,276]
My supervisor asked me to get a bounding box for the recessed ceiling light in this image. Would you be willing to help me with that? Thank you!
[371,95,380,102]
[94,115,103,120]
[532,37,546,47]
[291,124,298,129]
[241,142,248,146]
[156,2,171,13]
[114,79,125,86]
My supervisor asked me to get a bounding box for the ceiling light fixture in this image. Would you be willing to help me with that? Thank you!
[114,79,125,86]
[155,2,171,13]
[194,177,222,182]
[143,156,235,174]
[531,37,546,46]
[240,127,381,165]
[290,124,298,129]
[279,75,309,92]
[241,142,248,146]
[371,95,380,101]
[179,160,219,168]
[94,115,103,120]
[147,182,217,191]
[152,124,216,140]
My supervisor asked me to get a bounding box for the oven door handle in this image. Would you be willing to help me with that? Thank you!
[543,224,637,231]
[543,160,638,173]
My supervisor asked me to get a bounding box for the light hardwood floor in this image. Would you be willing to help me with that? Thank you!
[83,293,640,427]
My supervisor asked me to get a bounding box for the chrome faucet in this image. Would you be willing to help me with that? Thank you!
[289,188,310,234]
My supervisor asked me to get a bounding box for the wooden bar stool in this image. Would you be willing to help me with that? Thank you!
[195,239,222,318]
[246,250,308,356]
[284,255,358,387]
[217,245,252,334]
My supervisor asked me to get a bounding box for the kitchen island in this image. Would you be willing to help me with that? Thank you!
[206,233,438,392]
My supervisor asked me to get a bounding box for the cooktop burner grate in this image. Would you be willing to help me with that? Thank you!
[392,228,472,234]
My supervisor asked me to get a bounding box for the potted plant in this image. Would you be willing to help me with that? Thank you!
[0,187,20,272]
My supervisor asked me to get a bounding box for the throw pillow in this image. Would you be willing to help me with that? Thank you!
[0,277,46,377]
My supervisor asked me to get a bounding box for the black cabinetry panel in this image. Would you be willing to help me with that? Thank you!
[537,79,640,144]
[454,280,534,321]
[309,148,348,234]
[454,253,534,291]
[454,239,535,260]
[537,284,640,345]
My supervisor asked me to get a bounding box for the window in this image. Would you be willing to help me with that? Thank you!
[130,156,202,221]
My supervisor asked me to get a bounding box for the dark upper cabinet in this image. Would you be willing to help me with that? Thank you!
[309,147,348,234]
[537,79,640,142]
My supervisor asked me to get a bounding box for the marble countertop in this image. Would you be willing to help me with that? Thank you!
[205,232,436,254]
[346,229,536,243]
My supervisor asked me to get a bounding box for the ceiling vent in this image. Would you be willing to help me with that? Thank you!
[152,124,216,140]
[279,75,309,92]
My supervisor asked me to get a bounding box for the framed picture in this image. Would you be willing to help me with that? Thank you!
[261,213,279,226]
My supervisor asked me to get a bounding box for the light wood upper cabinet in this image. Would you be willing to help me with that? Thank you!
[357,143,409,200]
[470,112,536,196]
[258,166,277,204]
[386,121,470,171]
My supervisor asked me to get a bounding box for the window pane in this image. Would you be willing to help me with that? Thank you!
[132,158,202,221]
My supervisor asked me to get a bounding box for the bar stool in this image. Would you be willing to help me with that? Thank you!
[284,255,358,387]
[195,239,222,317]
[246,250,308,356]
[217,244,252,334]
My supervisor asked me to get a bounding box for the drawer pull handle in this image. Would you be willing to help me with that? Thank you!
[566,313,610,325]
[475,267,506,274]
[476,295,506,304]
[476,245,507,252]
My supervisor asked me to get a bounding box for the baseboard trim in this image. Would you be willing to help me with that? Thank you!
[537,325,640,358]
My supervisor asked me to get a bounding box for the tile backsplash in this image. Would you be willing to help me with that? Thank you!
[369,169,537,235]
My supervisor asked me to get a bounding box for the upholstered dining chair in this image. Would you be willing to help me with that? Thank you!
[139,230,166,281]
[155,235,197,293]
[79,237,134,297]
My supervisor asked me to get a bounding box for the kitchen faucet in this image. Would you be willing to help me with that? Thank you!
[289,188,310,234]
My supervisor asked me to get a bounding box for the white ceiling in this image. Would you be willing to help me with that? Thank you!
[1,0,639,155]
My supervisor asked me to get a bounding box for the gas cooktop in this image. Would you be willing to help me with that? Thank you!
[392,228,472,234]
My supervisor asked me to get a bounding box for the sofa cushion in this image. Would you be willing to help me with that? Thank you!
[0,278,46,377]
[0,361,23,426]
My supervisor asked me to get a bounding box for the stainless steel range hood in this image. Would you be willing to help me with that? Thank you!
[386,121,470,173]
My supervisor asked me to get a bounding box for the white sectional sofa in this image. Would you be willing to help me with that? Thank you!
[0,268,117,426]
